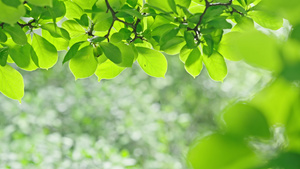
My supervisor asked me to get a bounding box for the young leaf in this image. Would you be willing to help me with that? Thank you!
[248,10,283,30]
[0,1,25,24]
[100,42,122,64]
[63,41,84,64]
[8,44,38,71]
[2,0,21,8]
[188,133,260,169]
[69,45,98,79]
[95,60,125,81]
[0,64,24,102]
[203,51,227,82]
[184,47,203,78]
[114,43,135,67]
[203,35,214,56]
[41,23,71,40]
[27,0,53,7]
[0,29,7,43]
[220,102,271,138]
[137,47,167,78]
[0,47,9,66]
[62,20,86,38]
[179,45,192,63]
[32,34,58,69]
[3,24,27,45]
[168,0,177,14]
[184,31,196,49]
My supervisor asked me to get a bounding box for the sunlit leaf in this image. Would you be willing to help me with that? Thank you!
[27,0,52,7]
[248,10,283,30]
[100,42,122,64]
[184,47,203,78]
[63,41,84,64]
[219,102,271,138]
[137,47,167,78]
[95,60,125,81]
[203,51,227,82]
[0,64,24,102]
[188,133,261,169]
[32,34,58,69]
[0,47,9,66]
[69,45,98,79]
[0,0,25,24]
[3,24,27,45]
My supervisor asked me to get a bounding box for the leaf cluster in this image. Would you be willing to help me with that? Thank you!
[0,0,288,101]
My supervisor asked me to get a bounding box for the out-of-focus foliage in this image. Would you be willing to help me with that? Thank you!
[0,52,269,168]
[187,0,300,168]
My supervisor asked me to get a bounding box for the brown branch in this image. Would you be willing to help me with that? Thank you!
[104,0,144,43]
[188,0,233,42]
[17,19,36,28]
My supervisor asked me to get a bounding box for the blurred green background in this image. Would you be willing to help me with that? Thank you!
[0,52,270,169]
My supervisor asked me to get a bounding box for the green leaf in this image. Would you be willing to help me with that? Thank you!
[40,0,66,19]
[41,29,69,51]
[263,152,300,169]
[75,14,89,27]
[207,17,232,29]
[93,46,103,58]
[233,15,254,31]
[248,10,283,30]
[32,34,58,69]
[93,12,113,31]
[100,42,122,64]
[110,33,123,43]
[228,30,281,71]
[119,8,143,19]
[137,47,167,78]
[0,29,7,43]
[188,133,260,169]
[217,32,243,61]
[63,41,84,64]
[114,43,135,67]
[127,0,138,7]
[89,36,106,43]
[64,1,84,19]
[250,78,299,125]
[203,51,227,82]
[2,0,21,8]
[159,28,179,45]
[290,24,300,42]
[168,0,177,13]
[27,0,52,7]
[41,23,70,40]
[3,24,27,45]
[203,35,214,56]
[72,0,97,9]
[69,45,98,79]
[179,45,192,63]
[184,47,203,78]
[62,20,86,38]
[0,64,24,102]
[8,43,38,71]
[219,102,271,138]
[0,47,9,66]
[0,0,25,24]
[184,31,196,49]
[95,60,125,81]
[148,0,172,12]
[175,0,191,8]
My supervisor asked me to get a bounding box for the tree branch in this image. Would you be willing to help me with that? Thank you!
[189,0,233,42]
[104,0,144,43]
